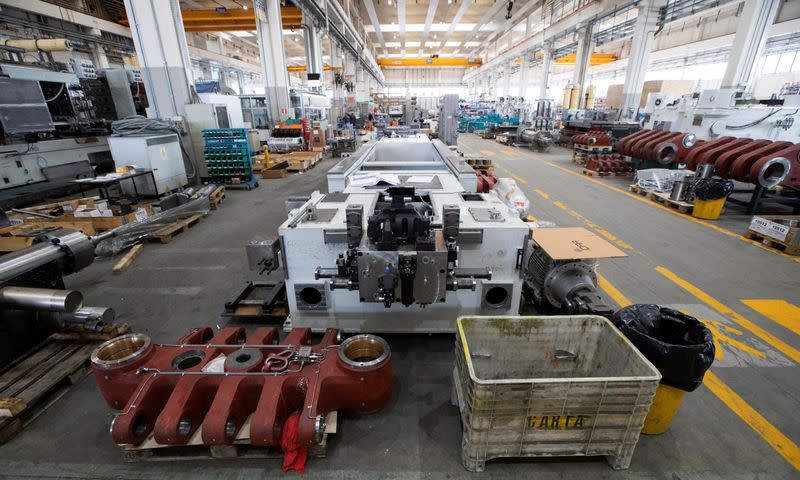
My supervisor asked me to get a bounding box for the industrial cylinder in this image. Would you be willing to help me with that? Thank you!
[60,306,115,326]
[0,287,83,313]
[562,85,573,109]
[1,39,72,52]
[584,85,596,110]
[569,84,580,109]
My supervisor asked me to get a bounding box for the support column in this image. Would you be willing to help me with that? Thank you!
[517,52,530,99]
[721,0,780,89]
[540,46,552,100]
[123,0,195,119]
[572,24,594,107]
[92,44,110,70]
[330,41,344,122]
[254,0,291,123]
[501,63,510,98]
[620,0,667,118]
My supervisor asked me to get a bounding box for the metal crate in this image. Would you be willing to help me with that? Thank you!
[453,315,661,472]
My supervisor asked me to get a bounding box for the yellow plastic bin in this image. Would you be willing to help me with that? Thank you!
[642,383,687,435]
[692,197,725,220]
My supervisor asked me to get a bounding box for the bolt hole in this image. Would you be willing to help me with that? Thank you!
[171,349,206,370]
[236,353,251,363]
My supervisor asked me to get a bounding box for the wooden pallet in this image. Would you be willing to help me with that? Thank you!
[0,324,130,444]
[744,231,800,255]
[628,185,693,214]
[208,186,226,210]
[146,214,204,244]
[120,411,337,462]
[582,168,633,178]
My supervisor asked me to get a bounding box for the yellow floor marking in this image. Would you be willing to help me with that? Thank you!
[506,150,520,157]
[553,201,568,210]
[480,149,496,157]
[704,370,800,471]
[510,173,529,185]
[533,188,549,199]
[598,274,800,471]
[539,160,799,263]
[596,274,631,307]
[705,324,766,358]
[656,266,800,364]
[526,214,538,222]
[741,300,800,336]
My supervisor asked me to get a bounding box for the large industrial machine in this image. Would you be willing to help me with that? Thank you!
[0,61,148,207]
[245,135,616,333]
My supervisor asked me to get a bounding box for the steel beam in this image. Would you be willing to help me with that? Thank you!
[720,0,780,89]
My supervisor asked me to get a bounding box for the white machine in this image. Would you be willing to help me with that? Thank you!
[108,134,187,195]
[183,103,232,179]
[247,136,613,333]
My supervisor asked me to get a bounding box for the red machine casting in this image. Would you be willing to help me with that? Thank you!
[91,327,392,447]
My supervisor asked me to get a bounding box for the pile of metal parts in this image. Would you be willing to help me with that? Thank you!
[618,129,799,188]
[91,326,392,447]
[559,110,640,144]
[246,135,613,333]
[519,129,555,152]
[584,154,633,174]
[572,130,614,148]
[0,228,112,365]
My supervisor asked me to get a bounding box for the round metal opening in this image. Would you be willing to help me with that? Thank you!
[171,349,206,370]
[224,347,263,371]
[485,286,509,307]
[682,134,696,148]
[178,416,192,436]
[91,333,151,369]
[225,417,237,438]
[338,334,390,370]
[132,414,148,438]
[758,157,790,188]
[299,287,322,305]
[656,144,677,164]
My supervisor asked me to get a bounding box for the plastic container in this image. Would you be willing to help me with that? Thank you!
[692,197,725,219]
[642,384,687,434]
[453,316,661,472]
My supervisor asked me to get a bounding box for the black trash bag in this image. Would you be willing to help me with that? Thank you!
[611,304,715,392]
[693,178,734,200]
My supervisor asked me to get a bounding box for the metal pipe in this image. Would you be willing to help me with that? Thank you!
[60,306,115,325]
[0,286,83,313]
[0,242,65,284]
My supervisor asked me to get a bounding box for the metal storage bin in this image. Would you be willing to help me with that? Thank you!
[453,316,661,472]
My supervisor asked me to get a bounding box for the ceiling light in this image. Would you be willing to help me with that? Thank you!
[388,0,393,4]
[243,5,248,9]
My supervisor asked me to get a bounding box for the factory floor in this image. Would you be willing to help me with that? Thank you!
[0,134,798,479]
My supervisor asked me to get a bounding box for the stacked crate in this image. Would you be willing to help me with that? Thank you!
[202,128,258,188]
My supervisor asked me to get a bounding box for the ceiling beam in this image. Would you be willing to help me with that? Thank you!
[121,7,303,31]
[377,57,482,67]
[454,0,511,55]
[362,0,387,56]
[468,1,543,57]
[397,0,406,54]
[419,0,439,57]
[437,0,472,52]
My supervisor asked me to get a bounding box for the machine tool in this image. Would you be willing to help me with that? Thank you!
[244,135,615,333]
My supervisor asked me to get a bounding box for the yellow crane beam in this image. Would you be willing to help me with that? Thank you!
[377,57,482,67]
[119,7,302,31]
[554,53,618,66]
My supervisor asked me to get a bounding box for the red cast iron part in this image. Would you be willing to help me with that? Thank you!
[683,136,738,171]
[713,139,776,178]
[744,143,800,187]
[622,130,664,158]
[651,133,697,165]
[637,131,684,162]
[476,170,497,192]
[91,327,392,448]
[617,129,654,155]
[630,130,675,159]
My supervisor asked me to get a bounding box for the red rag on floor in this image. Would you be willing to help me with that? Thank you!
[280,412,308,473]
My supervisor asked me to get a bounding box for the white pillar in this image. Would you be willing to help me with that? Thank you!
[539,46,552,100]
[123,0,195,119]
[92,44,110,70]
[502,63,512,98]
[330,41,344,122]
[254,0,291,122]
[517,52,530,99]
[721,0,780,89]
[620,0,667,118]
[573,24,594,106]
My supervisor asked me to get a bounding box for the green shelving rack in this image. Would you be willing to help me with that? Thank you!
[202,128,259,190]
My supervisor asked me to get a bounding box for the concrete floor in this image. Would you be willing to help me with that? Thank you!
[0,135,798,479]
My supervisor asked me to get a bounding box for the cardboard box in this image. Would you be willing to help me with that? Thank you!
[261,168,286,179]
[602,80,695,109]
[531,227,628,260]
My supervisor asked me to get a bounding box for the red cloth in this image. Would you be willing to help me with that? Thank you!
[280,412,308,473]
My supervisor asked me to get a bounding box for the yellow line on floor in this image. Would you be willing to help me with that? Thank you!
[509,173,529,185]
[597,274,631,307]
[704,370,800,471]
[480,149,495,157]
[533,188,549,199]
[536,159,799,263]
[597,274,800,471]
[655,266,800,364]
[741,300,800,337]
